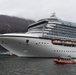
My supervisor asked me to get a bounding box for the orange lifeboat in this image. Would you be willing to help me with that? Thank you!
[52,39,61,44]
[73,41,76,45]
[62,40,72,45]
[54,57,76,64]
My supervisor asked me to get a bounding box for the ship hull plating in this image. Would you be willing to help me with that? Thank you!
[0,36,76,58]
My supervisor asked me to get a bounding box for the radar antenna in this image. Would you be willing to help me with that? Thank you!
[50,12,58,19]
[51,12,56,17]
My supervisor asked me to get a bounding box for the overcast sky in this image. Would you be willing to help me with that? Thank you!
[0,0,76,22]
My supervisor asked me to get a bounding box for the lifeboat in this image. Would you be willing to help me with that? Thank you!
[52,39,61,44]
[62,40,72,45]
[73,42,76,45]
[54,57,76,64]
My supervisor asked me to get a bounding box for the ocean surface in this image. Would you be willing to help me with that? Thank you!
[0,56,76,75]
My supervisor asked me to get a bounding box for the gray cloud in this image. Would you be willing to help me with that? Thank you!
[0,0,76,22]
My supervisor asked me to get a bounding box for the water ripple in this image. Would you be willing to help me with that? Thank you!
[0,57,76,75]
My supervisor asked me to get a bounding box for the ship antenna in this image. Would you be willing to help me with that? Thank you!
[50,12,56,17]
[50,12,58,19]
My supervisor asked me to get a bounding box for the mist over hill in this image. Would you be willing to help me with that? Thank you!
[0,15,35,52]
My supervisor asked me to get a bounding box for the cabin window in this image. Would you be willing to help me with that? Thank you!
[44,43,46,44]
[39,42,40,44]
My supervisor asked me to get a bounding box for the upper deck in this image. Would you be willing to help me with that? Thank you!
[27,14,76,41]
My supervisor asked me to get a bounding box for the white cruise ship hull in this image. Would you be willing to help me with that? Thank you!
[0,35,76,58]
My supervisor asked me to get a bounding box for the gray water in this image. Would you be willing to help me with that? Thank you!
[0,56,76,75]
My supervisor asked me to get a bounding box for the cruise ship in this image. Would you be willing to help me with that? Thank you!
[0,13,76,58]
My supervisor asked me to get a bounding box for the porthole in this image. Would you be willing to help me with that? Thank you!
[44,43,46,44]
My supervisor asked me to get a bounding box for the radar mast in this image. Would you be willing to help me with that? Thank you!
[50,12,58,19]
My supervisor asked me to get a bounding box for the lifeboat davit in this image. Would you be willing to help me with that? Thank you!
[54,59,76,64]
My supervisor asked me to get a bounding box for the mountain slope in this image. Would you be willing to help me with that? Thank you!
[0,15,35,34]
